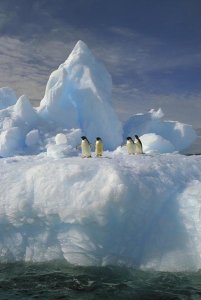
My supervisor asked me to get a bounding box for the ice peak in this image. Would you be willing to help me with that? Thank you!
[149,108,164,119]
[65,40,93,65]
[73,40,89,53]
[39,40,123,149]
[15,95,32,113]
[14,95,38,125]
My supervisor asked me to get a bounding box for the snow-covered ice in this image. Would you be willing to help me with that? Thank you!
[25,129,40,147]
[140,133,176,154]
[0,40,200,272]
[39,40,123,150]
[123,108,197,152]
[0,153,201,271]
[0,42,197,157]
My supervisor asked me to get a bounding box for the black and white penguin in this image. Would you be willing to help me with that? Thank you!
[95,137,103,157]
[126,136,135,154]
[134,135,143,154]
[81,136,92,158]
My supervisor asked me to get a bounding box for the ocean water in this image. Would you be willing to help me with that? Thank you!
[0,262,201,300]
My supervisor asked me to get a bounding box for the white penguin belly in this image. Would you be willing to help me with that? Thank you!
[81,141,91,157]
[127,141,135,154]
[95,141,103,156]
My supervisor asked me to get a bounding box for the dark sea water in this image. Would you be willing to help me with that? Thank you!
[0,262,201,300]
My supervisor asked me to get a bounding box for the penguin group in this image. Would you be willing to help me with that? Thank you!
[79,136,104,158]
[78,135,143,158]
[125,135,143,155]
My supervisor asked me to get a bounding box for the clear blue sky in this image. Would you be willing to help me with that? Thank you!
[0,0,201,127]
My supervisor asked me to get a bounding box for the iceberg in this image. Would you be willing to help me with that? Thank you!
[0,153,201,271]
[0,40,200,272]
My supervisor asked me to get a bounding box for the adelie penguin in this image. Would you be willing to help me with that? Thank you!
[80,136,92,158]
[134,135,143,154]
[95,137,103,157]
[126,137,135,155]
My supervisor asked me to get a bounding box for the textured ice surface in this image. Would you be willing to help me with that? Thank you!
[39,40,123,150]
[0,153,201,271]
[0,95,38,156]
[25,129,40,147]
[123,108,197,151]
[141,133,176,154]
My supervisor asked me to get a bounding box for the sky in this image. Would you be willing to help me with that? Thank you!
[0,0,201,128]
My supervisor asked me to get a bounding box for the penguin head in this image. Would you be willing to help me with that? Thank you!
[81,136,87,140]
[96,137,102,141]
[135,135,139,139]
[127,137,132,141]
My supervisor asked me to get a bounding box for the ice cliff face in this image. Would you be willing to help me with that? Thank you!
[39,40,123,150]
[1,153,201,272]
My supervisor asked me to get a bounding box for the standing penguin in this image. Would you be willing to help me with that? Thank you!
[134,135,143,154]
[95,137,103,157]
[126,137,135,155]
[80,136,92,158]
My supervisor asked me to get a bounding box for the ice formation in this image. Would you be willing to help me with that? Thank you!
[25,129,40,147]
[55,133,68,145]
[141,133,176,154]
[39,40,123,150]
[1,153,201,271]
[0,42,197,157]
[123,108,197,152]
[0,94,38,156]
